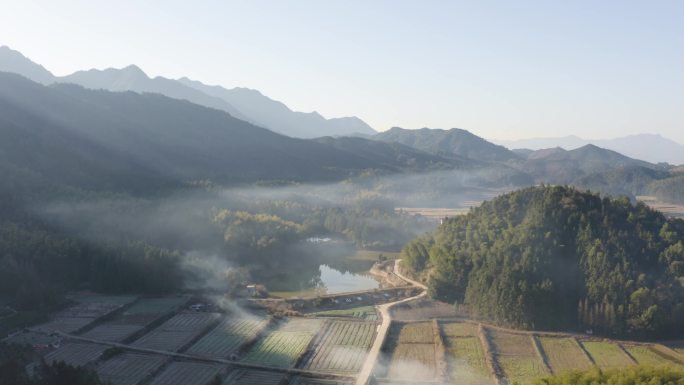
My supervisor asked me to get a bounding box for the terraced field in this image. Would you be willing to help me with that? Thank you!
[291,377,354,385]
[538,337,591,373]
[312,306,378,321]
[581,341,634,369]
[488,330,549,383]
[302,320,376,373]
[82,296,189,342]
[96,352,167,385]
[382,322,437,381]
[187,316,270,358]
[44,342,107,366]
[623,345,682,367]
[441,322,490,385]
[222,369,286,385]
[148,361,223,385]
[132,312,220,352]
[241,318,324,368]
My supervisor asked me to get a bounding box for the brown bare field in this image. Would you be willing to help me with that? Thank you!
[637,196,684,218]
[392,299,460,321]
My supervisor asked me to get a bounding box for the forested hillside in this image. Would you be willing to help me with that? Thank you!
[402,186,684,338]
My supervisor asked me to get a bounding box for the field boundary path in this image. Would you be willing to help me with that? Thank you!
[355,259,428,385]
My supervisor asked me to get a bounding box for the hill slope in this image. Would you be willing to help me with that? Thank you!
[402,186,684,338]
[373,127,520,162]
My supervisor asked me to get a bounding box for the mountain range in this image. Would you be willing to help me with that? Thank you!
[493,134,684,165]
[0,45,376,138]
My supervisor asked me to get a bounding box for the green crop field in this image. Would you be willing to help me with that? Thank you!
[311,306,377,321]
[302,320,376,373]
[488,330,548,383]
[241,318,324,368]
[441,322,490,385]
[187,316,269,358]
[44,342,107,367]
[132,312,219,352]
[581,341,634,369]
[148,361,222,385]
[222,369,286,385]
[538,337,591,373]
[386,343,436,381]
[624,345,681,367]
[96,352,167,385]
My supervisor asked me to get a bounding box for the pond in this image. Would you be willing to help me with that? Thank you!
[263,259,381,298]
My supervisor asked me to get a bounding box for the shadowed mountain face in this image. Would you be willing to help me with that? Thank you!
[372,127,520,162]
[0,72,455,197]
[0,45,375,138]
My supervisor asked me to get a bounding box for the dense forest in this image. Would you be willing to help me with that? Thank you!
[402,186,684,338]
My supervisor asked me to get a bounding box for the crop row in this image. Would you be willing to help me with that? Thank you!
[240,318,324,368]
[44,342,108,367]
[222,369,286,385]
[187,316,270,358]
[488,330,548,383]
[35,295,137,334]
[538,337,591,373]
[148,361,222,385]
[395,322,434,344]
[95,352,167,385]
[302,320,376,373]
[132,312,219,352]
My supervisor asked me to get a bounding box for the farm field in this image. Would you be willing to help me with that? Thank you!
[391,299,460,321]
[538,337,591,373]
[301,320,376,373]
[580,341,634,369]
[441,322,490,385]
[132,311,220,352]
[34,294,137,334]
[291,377,353,385]
[623,345,682,367]
[222,369,286,385]
[96,352,167,385]
[381,322,437,381]
[82,296,190,342]
[148,361,223,385]
[311,306,378,321]
[488,329,549,383]
[44,342,107,366]
[241,318,324,368]
[187,316,270,358]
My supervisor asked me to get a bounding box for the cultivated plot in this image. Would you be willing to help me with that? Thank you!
[623,345,681,367]
[187,316,270,358]
[82,296,189,342]
[488,330,548,383]
[312,306,378,321]
[538,337,591,373]
[96,352,167,385]
[291,377,354,385]
[301,320,376,373]
[44,342,107,367]
[441,322,490,385]
[222,369,286,385]
[381,322,437,382]
[132,312,220,352]
[581,341,634,369]
[241,318,324,368]
[148,361,223,385]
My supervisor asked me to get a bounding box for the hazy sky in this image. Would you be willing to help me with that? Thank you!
[2,1,683,142]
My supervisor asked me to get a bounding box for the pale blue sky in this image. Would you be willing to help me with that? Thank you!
[1,0,683,142]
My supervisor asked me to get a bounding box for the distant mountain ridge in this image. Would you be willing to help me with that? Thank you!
[0,45,375,138]
[494,134,684,165]
[372,127,520,162]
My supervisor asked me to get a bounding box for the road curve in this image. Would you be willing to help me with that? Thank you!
[355,259,427,385]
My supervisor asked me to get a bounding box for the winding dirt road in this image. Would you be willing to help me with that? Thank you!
[355,259,428,385]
